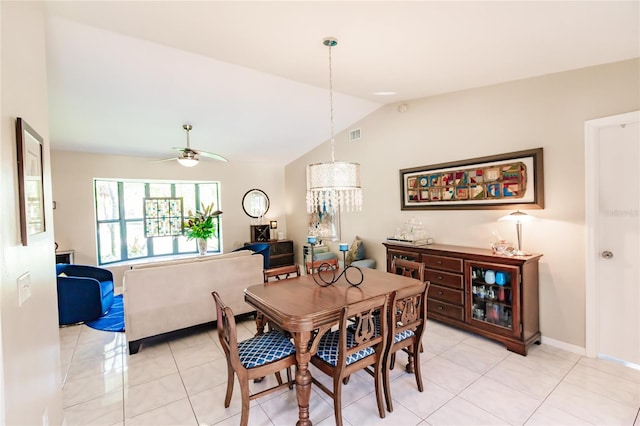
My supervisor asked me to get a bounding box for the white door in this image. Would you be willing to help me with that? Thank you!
[585,111,640,367]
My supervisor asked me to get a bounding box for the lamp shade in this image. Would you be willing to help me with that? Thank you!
[306,161,362,212]
[498,210,534,223]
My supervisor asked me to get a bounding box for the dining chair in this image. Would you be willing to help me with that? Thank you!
[311,294,389,426]
[257,264,301,343]
[390,257,425,281]
[383,281,429,413]
[305,257,339,275]
[211,291,296,426]
[263,264,301,282]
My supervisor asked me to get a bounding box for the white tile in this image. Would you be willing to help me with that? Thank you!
[422,356,481,394]
[440,342,508,374]
[125,397,198,425]
[172,340,224,371]
[427,397,510,426]
[485,357,561,400]
[167,329,217,351]
[123,352,178,387]
[124,372,187,418]
[259,385,334,426]
[533,343,582,362]
[211,403,273,426]
[578,356,640,383]
[190,381,258,425]
[392,377,455,419]
[62,369,123,408]
[77,326,126,348]
[310,365,380,408]
[462,333,511,357]
[66,348,125,382]
[545,381,639,425]
[179,359,229,395]
[564,363,640,407]
[422,333,465,355]
[459,377,541,425]
[125,341,172,364]
[525,403,596,425]
[62,389,123,426]
[500,348,577,379]
[342,388,423,426]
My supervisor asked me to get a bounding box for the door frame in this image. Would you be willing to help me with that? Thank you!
[584,110,639,358]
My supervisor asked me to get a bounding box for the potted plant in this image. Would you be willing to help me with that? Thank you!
[184,202,223,255]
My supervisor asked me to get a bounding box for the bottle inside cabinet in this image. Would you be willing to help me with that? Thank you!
[470,266,513,330]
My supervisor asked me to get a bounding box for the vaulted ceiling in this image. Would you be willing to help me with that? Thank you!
[44,1,639,165]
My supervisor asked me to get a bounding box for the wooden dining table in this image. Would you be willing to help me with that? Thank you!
[244,267,423,426]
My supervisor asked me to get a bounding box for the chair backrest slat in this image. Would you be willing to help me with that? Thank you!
[390,258,425,282]
[264,264,301,282]
[339,294,388,366]
[306,257,339,275]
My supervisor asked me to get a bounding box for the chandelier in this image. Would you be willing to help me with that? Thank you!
[306,38,362,213]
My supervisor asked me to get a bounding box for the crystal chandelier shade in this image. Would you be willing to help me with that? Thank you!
[306,161,362,213]
[305,37,363,213]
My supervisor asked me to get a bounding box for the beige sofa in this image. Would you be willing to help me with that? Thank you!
[123,251,263,354]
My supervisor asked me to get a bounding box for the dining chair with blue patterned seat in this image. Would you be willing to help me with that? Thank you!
[383,281,429,413]
[211,291,296,426]
[310,294,389,426]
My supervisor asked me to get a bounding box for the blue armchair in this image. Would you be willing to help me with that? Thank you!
[56,264,115,325]
[232,243,270,269]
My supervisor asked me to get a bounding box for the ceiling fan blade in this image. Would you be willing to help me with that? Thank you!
[149,157,177,164]
[196,150,228,162]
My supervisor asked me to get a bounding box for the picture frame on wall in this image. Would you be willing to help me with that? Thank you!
[400,148,544,210]
[16,117,46,245]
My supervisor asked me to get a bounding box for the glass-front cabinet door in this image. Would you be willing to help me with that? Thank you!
[465,261,521,338]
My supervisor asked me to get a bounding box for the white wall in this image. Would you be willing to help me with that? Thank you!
[50,151,286,286]
[285,59,640,348]
[1,2,64,425]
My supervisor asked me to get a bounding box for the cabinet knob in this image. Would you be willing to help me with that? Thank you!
[438,290,443,295]
[437,261,442,264]
[438,276,443,280]
[438,306,443,310]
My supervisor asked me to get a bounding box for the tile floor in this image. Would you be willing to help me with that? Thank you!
[60,317,640,425]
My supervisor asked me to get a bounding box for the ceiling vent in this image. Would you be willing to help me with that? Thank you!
[349,128,361,142]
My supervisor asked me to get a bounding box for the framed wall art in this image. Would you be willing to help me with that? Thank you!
[400,148,544,210]
[16,117,46,245]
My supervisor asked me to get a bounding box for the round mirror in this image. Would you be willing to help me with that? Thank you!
[242,189,270,218]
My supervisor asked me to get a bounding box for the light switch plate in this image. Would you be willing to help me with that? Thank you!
[17,272,31,306]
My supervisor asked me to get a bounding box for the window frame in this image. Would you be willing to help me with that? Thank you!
[94,179,221,265]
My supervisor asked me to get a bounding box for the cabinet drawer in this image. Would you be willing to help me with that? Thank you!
[428,299,464,321]
[428,284,463,306]
[425,269,463,289]
[270,241,293,255]
[423,254,463,273]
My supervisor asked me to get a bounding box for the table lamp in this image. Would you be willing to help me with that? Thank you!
[498,210,534,255]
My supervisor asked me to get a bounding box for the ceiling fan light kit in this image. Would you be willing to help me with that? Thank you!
[153,123,228,167]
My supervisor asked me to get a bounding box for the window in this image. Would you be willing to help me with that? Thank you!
[94,179,221,265]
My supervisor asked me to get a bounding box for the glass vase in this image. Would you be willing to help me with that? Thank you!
[197,238,208,255]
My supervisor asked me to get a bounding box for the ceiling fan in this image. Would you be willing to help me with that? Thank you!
[155,124,228,167]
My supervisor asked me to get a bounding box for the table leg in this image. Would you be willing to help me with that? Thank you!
[292,331,313,426]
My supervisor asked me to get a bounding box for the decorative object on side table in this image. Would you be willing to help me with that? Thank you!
[307,236,363,287]
[387,217,433,246]
[183,202,222,255]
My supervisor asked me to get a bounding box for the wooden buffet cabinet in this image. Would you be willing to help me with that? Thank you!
[384,242,542,355]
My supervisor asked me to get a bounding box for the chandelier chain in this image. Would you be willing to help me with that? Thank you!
[328,42,335,163]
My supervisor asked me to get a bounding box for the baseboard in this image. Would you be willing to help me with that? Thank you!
[540,335,586,356]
